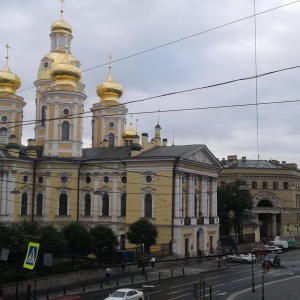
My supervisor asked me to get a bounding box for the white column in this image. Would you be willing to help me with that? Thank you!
[201,177,208,217]
[272,214,277,238]
[112,173,118,223]
[179,173,183,218]
[174,173,180,218]
[188,174,194,217]
[0,172,7,214]
[211,178,218,216]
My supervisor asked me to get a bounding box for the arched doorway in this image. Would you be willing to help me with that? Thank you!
[252,193,281,240]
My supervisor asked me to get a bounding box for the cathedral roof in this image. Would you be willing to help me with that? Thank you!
[0,57,21,94]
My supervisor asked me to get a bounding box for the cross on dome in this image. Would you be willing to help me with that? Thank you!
[5,43,10,59]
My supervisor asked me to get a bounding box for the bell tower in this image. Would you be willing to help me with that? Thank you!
[91,61,127,148]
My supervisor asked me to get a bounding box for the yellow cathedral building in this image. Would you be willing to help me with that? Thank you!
[0,6,222,258]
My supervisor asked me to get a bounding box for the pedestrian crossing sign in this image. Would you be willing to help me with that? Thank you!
[23,242,40,270]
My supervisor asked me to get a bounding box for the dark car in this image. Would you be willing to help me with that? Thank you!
[251,248,267,256]
[262,253,281,267]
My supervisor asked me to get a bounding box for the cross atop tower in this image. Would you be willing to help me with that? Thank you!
[4,43,10,59]
[60,0,65,13]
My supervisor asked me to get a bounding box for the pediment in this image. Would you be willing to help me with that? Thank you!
[186,150,213,165]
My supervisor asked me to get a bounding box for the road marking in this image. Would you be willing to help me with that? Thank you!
[226,274,300,300]
[168,292,192,300]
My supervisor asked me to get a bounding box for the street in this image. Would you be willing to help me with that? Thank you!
[80,248,300,300]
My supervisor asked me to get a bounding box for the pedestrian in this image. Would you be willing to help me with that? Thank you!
[197,249,202,258]
[151,256,155,268]
[105,267,111,284]
[121,260,126,274]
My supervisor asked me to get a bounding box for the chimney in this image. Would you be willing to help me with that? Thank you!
[26,139,37,158]
[242,156,246,162]
[102,139,108,147]
[142,133,148,149]
[162,138,167,146]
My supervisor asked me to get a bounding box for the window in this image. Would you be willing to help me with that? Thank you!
[41,105,46,126]
[146,175,152,184]
[84,193,91,215]
[262,181,268,189]
[252,181,257,189]
[108,132,115,147]
[102,193,109,216]
[23,175,29,183]
[85,176,91,184]
[61,121,70,140]
[283,182,289,190]
[36,193,43,215]
[273,182,278,190]
[144,193,152,218]
[38,176,43,184]
[109,121,114,128]
[61,176,68,184]
[0,127,7,144]
[1,115,7,122]
[121,176,127,184]
[103,176,109,184]
[121,193,126,216]
[21,193,28,215]
[59,193,68,215]
[63,108,70,116]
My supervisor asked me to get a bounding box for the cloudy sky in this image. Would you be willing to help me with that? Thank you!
[1,0,300,166]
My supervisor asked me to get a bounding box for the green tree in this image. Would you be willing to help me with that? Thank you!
[218,179,252,236]
[127,218,158,254]
[62,222,94,256]
[90,224,118,255]
[38,225,67,254]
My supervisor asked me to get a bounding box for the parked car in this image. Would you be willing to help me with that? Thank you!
[262,253,281,267]
[227,253,257,263]
[104,288,144,300]
[265,245,283,253]
[251,248,267,256]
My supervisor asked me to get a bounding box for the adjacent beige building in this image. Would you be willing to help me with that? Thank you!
[219,155,300,240]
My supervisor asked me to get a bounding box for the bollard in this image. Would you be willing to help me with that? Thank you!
[132,276,134,283]
[145,272,148,281]
[46,290,49,299]
[63,287,66,295]
[100,281,103,289]
[34,287,37,300]
[83,284,85,292]
[117,278,119,286]
[171,269,173,277]
[183,268,185,275]
[159,271,161,279]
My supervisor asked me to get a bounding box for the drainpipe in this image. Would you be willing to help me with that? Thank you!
[31,160,38,223]
[77,161,84,223]
[171,157,180,253]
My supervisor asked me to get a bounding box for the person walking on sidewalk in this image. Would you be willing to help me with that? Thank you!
[105,267,111,284]
[121,260,126,274]
[151,256,155,268]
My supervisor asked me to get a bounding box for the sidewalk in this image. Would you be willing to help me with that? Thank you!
[4,257,225,299]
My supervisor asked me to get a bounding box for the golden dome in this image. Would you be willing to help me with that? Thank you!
[0,58,21,94]
[51,11,72,33]
[122,123,139,140]
[51,48,81,84]
[96,66,123,101]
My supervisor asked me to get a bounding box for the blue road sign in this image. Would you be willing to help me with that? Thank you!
[23,242,40,270]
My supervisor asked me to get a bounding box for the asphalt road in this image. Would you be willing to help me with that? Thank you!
[79,249,300,300]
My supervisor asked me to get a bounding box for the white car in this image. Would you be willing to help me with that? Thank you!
[227,253,257,263]
[264,245,283,253]
[104,288,144,300]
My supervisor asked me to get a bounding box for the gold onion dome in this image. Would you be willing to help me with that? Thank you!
[51,48,81,84]
[96,66,123,100]
[0,58,21,94]
[51,11,72,33]
[122,123,139,140]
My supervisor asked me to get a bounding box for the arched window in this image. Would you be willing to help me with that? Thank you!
[36,193,43,215]
[121,193,126,216]
[108,132,115,147]
[0,127,8,144]
[61,121,70,140]
[144,193,152,218]
[21,193,28,215]
[84,193,91,215]
[41,105,47,126]
[102,192,109,216]
[59,193,68,215]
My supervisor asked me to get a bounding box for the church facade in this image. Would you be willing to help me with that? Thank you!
[0,7,221,257]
